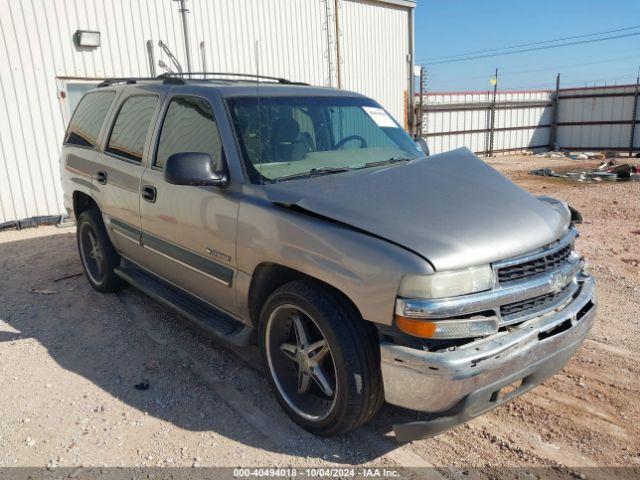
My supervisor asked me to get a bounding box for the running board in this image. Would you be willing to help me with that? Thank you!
[115,261,254,347]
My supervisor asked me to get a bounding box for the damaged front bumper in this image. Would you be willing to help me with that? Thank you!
[380,275,596,441]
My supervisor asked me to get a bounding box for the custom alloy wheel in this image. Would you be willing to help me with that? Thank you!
[79,222,105,285]
[265,304,338,421]
[76,207,123,293]
[259,279,384,436]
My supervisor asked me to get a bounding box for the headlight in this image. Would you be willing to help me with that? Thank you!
[398,265,494,299]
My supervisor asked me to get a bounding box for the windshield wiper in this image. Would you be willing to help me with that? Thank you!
[357,157,414,170]
[273,166,352,182]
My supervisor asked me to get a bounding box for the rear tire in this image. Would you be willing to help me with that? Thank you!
[259,279,383,436]
[76,208,123,293]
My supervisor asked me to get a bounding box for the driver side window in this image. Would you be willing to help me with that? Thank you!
[155,96,223,170]
[328,106,396,150]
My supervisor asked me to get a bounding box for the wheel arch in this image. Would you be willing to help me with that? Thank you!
[247,262,365,328]
[72,190,99,219]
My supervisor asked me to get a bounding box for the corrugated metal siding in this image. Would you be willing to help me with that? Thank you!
[0,0,185,224]
[422,91,552,155]
[191,0,330,87]
[420,85,640,155]
[0,0,412,224]
[558,85,637,149]
[340,0,409,124]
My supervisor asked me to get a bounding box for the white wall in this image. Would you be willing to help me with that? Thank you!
[557,85,639,150]
[421,91,553,155]
[0,0,413,224]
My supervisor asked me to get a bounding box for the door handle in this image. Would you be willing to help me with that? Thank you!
[141,185,157,203]
[95,170,107,185]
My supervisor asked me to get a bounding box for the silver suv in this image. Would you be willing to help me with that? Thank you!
[61,74,596,440]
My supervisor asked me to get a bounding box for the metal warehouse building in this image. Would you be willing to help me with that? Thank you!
[0,0,416,226]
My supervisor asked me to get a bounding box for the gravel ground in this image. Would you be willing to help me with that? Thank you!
[0,155,639,475]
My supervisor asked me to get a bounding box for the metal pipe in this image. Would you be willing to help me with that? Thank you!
[488,68,498,157]
[323,0,333,87]
[334,0,342,89]
[200,41,206,78]
[407,6,415,134]
[175,0,193,75]
[550,73,560,151]
[146,40,156,77]
[630,75,639,154]
[418,66,424,137]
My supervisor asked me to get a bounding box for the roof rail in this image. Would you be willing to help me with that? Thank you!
[97,76,185,88]
[158,72,309,85]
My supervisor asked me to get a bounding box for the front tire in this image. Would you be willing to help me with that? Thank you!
[76,208,123,293]
[259,279,383,436]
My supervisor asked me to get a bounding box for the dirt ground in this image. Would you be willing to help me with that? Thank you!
[1,155,639,476]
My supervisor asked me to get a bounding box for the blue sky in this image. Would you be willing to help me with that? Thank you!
[414,0,640,92]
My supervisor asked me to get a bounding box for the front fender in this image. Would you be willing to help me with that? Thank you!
[236,198,433,326]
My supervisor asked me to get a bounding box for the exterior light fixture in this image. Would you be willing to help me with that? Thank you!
[74,30,100,48]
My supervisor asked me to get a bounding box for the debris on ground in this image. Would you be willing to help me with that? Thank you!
[529,168,562,177]
[535,151,565,159]
[534,150,619,160]
[52,272,83,282]
[28,288,58,295]
[598,160,616,170]
[529,161,639,182]
[134,381,150,391]
[608,163,638,178]
[568,152,606,160]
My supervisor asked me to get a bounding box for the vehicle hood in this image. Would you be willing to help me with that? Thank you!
[264,148,570,271]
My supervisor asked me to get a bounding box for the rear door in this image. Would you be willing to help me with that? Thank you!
[61,90,116,217]
[137,93,239,313]
[93,88,163,262]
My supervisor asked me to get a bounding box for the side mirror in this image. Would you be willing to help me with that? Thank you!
[164,152,228,187]
[414,136,430,156]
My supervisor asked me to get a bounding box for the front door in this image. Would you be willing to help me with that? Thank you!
[94,91,162,262]
[138,94,239,314]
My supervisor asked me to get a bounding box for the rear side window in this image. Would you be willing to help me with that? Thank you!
[106,95,158,162]
[65,91,115,148]
[155,96,223,170]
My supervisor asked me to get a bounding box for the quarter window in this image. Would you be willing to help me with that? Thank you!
[155,96,223,170]
[64,91,115,148]
[106,96,158,162]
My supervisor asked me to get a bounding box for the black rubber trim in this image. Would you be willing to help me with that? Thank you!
[110,218,141,241]
[140,232,234,286]
[110,218,233,286]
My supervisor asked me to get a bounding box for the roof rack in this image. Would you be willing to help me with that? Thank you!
[158,72,309,85]
[97,76,185,88]
[96,72,309,88]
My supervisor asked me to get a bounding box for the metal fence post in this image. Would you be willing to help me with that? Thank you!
[417,66,425,137]
[550,73,560,151]
[630,75,639,155]
[488,68,498,157]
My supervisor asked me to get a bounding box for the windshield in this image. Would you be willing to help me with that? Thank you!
[227,96,424,183]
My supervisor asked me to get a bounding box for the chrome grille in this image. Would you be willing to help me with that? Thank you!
[497,244,572,283]
[500,283,573,318]
[495,231,576,284]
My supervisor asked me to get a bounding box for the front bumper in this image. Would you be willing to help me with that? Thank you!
[381,275,596,441]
